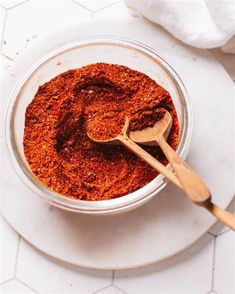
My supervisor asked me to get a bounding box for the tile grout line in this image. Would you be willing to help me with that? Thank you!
[113,284,128,294]
[0,8,8,48]
[207,227,232,237]
[0,278,14,286]
[71,0,93,19]
[7,0,30,10]
[216,228,231,236]
[8,225,42,294]
[71,0,93,13]
[210,236,217,292]
[90,270,115,293]
[72,0,121,15]
[93,0,121,14]
[112,271,129,294]
[207,231,217,238]
[13,235,21,278]
[15,278,39,294]
[111,270,115,284]
[91,284,112,294]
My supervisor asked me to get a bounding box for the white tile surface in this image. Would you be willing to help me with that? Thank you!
[4,11,234,271]
[0,215,19,283]
[16,239,112,293]
[1,279,36,293]
[2,0,91,58]
[209,225,231,237]
[0,7,6,47]
[0,0,27,9]
[114,236,215,294]
[214,231,235,293]
[95,0,130,18]
[1,1,235,293]
[0,52,14,74]
[94,285,126,294]
[74,0,119,12]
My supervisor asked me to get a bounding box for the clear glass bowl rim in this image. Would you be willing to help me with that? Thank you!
[5,36,194,214]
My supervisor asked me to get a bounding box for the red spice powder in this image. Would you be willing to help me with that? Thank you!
[24,63,179,201]
[86,111,126,141]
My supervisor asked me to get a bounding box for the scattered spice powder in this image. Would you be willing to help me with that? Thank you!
[24,63,179,201]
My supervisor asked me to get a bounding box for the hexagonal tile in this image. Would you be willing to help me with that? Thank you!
[114,235,214,293]
[74,0,120,13]
[1,279,36,293]
[2,0,91,58]
[94,1,130,18]
[0,0,28,9]
[16,239,112,293]
[214,231,235,293]
[0,215,19,283]
[94,284,126,294]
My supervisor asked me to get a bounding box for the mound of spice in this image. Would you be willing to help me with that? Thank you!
[24,63,179,201]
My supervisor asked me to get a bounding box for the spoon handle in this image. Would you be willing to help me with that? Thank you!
[118,135,182,189]
[156,136,235,231]
[205,202,235,231]
[156,135,211,205]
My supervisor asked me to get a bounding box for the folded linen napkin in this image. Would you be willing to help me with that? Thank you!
[125,0,235,53]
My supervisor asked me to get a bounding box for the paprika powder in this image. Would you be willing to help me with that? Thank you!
[24,63,179,200]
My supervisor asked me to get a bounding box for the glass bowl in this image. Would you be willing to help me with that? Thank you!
[5,37,193,215]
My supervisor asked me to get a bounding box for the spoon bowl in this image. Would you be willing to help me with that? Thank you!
[87,117,130,144]
[87,115,182,189]
[129,110,172,145]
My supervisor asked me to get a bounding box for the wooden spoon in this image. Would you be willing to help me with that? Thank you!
[129,110,235,231]
[87,117,182,189]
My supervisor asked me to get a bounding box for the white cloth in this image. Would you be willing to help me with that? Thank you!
[125,0,235,53]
